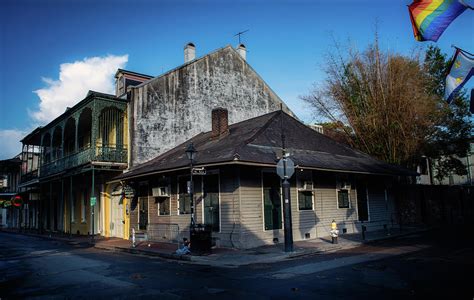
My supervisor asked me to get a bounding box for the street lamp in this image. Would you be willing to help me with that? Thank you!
[185,143,197,231]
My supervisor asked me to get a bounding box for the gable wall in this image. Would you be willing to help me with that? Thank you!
[130,47,290,166]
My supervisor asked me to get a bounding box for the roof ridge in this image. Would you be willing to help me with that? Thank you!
[243,110,281,146]
[133,45,234,89]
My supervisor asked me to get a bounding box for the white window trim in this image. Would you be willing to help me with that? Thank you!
[157,192,171,216]
[336,178,351,209]
[261,169,283,232]
[296,170,314,211]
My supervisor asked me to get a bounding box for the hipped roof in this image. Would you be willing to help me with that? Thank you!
[115,111,416,181]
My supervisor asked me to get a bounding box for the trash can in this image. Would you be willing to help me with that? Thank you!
[190,224,212,253]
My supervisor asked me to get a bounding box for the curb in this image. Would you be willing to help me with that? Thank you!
[0,230,103,248]
[94,244,192,261]
[360,227,433,244]
[2,228,432,266]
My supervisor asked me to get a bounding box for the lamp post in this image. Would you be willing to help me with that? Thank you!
[185,143,197,233]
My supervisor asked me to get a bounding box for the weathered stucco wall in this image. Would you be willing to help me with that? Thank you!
[130,46,291,166]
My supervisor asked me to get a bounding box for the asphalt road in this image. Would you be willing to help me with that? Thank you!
[1,229,473,299]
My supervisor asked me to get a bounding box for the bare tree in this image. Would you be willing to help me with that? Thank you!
[302,36,470,172]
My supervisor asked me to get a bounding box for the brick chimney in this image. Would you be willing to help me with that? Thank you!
[184,42,196,63]
[211,108,229,139]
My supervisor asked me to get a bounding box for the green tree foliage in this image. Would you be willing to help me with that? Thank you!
[302,40,472,179]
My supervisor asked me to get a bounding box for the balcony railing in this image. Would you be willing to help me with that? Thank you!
[40,144,127,177]
[20,169,39,183]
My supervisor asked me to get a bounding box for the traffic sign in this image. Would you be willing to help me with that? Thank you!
[276,157,295,179]
[90,196,97,206]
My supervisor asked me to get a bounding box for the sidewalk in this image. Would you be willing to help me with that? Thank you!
[1,226,430,267]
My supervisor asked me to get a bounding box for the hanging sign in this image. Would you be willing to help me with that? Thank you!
[123,184,136,199]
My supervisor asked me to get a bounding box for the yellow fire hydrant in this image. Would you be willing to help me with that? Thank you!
[330,220,339,244]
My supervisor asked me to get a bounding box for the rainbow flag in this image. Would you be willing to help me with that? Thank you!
[408,0,469,42]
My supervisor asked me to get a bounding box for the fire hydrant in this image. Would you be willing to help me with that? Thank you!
[131,227,136,248]
[330,220,339,244]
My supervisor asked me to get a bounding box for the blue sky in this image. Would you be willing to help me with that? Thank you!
[1,0,473,159]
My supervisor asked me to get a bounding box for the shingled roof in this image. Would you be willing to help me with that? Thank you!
[115,111,416,180]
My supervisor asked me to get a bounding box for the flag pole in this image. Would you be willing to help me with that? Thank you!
[459,0,474,10]
[451,45,474,57]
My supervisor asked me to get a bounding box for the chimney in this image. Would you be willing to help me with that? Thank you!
[237,44,246,61]
[184,42,196,63]
[211,108,229,139]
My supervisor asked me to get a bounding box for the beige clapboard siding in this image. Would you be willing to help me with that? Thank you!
[239,167,263,235]
[218,167,240,234]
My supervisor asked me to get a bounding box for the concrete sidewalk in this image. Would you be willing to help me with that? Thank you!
[1,226,429,267]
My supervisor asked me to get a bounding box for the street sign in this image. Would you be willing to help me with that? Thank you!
[276,157,295,179]
[90,196,97,206]
[192,167,206,175]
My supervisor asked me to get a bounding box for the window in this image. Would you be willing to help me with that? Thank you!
[138,197,148,230]
[356,184,369,221]
[158,197,170,216]
[263,172,282,230]
[137,182,149,230]
[338,189,350,208]
[297,170,314,210]
[178,176,191,214]
[203,174,220,232]
[298,191,313,210]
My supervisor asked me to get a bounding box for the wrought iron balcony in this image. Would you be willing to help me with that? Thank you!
[40,144,127,177]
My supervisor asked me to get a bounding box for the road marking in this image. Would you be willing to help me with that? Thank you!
[266,244,430,279]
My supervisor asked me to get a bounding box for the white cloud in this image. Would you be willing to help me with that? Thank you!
[31,54,128,123]
[0,54,128,159]
[0,129,27,159]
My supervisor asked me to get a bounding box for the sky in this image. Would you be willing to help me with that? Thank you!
[1,0,473,159]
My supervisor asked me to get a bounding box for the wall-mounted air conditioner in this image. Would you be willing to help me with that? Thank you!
[299,181,313,191]
[337,181,351,190]
[152,186,170,197]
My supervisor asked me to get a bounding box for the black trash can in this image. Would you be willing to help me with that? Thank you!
[190,224,212,254]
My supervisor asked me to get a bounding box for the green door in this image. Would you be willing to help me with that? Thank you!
[203,174,220,232]
[263,173,282,230]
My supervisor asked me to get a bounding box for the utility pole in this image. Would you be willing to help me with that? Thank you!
[276,106,294,252]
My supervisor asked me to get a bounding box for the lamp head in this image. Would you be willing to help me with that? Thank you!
[185,143,196,161]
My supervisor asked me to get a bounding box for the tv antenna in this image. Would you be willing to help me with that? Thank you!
[234,29,249,44]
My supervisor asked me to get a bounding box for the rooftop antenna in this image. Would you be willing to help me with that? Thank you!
[234,29,249,44]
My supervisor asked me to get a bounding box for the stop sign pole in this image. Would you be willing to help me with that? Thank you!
[277,156,294,252]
